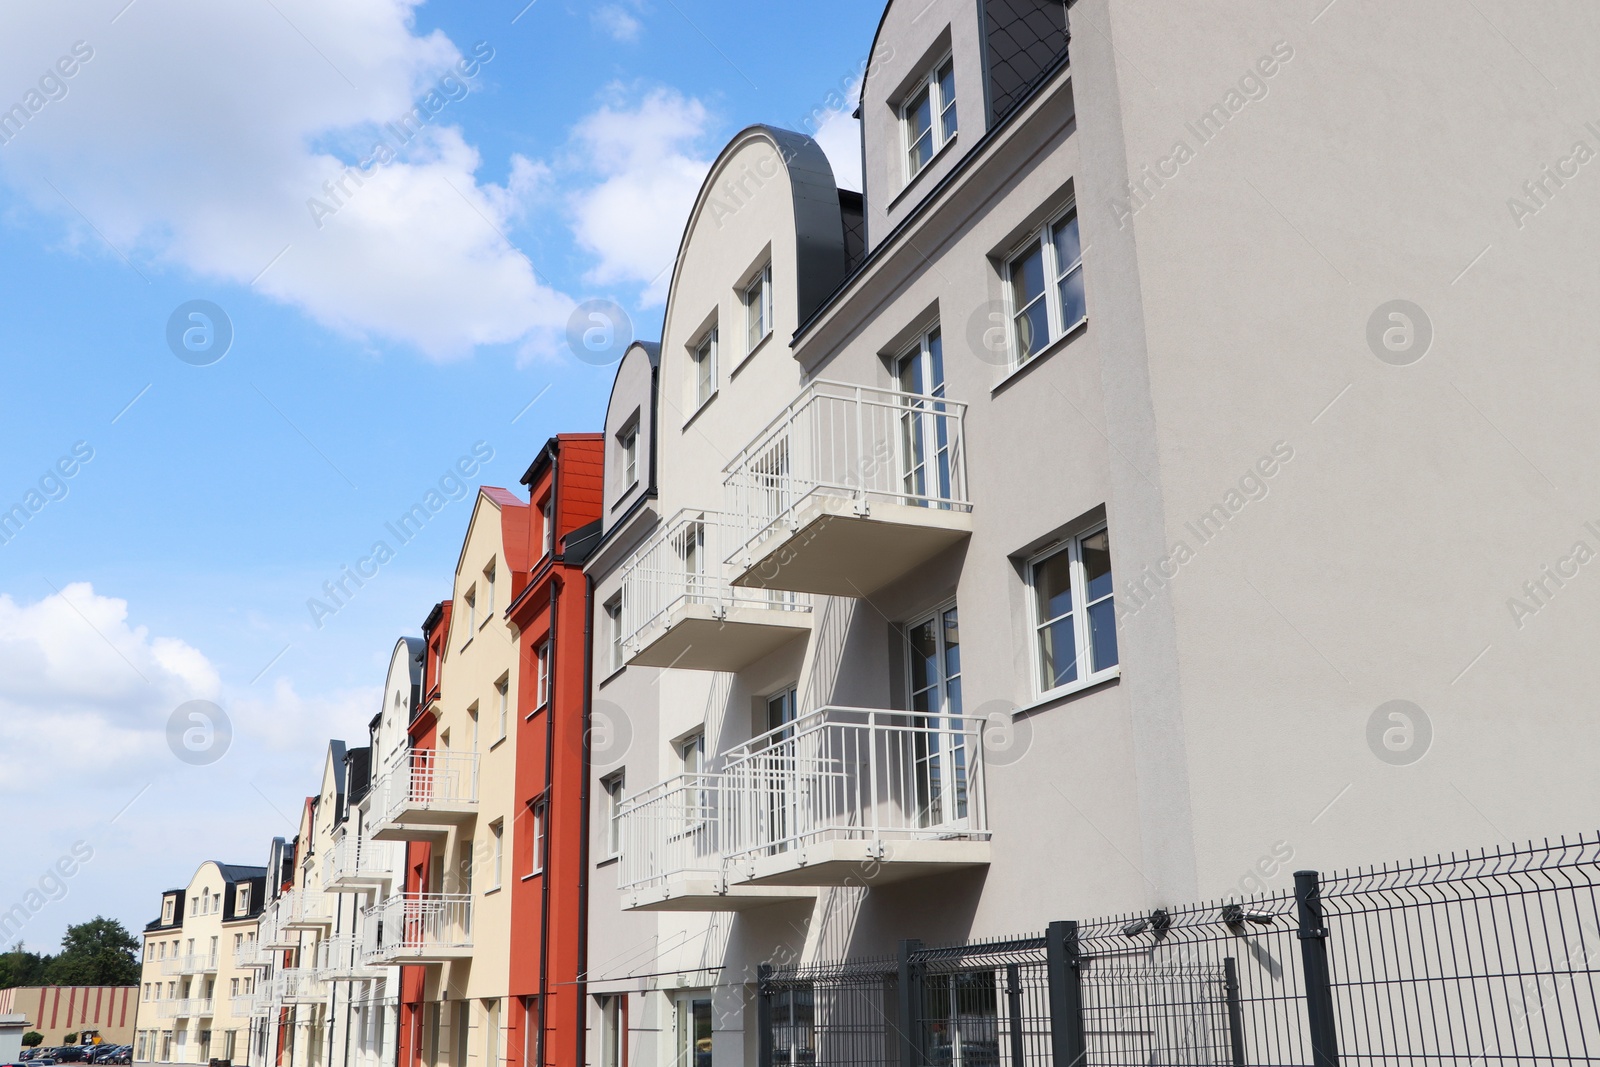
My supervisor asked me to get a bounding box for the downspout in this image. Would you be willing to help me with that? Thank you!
[537,581,558,1066]
[575,572,595,1067]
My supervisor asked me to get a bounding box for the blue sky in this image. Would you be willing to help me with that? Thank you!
[0,0,876,953]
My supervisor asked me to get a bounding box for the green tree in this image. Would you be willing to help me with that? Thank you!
[62,1033,78,1045]
[22,1033,43,1048]
[0,944,51,990]
[41,918,139,987]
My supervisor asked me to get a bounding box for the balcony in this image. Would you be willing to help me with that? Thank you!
[230,992,263,1018]
[234,940,267,969]
[723,381,972,598]
[369,750,479,841]
[322,835,395,893]
[620,510,813,672]
[160,953,219,976]
[720,706,991,886]
[614,774,816,912]
[361,894,473,964]
[281,888,332,930]
[259,899,297,949]
[276,967,323,1005]
[156,998,214,1019]
[312,936,381,982]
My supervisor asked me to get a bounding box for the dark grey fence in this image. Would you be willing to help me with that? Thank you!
[757,835,1600,1065]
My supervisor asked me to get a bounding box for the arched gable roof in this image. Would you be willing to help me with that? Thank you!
[661,126,847,338]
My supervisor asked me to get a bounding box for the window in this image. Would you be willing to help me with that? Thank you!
[1030,526,1118,697]
[679,732,704,776]
[743,264,772,354]
[209,936,218,966]
[496,677,510,738]
[162,898,174,924]
[896,329,954,506]
[605,596,624,673]
[158,943,167,961]
[464,587,477,640]
[599,995,626,1067]
[1009,207,1084,367]
[540,497,555,558]
[489,820,504,891]
[527,799,548,876]
[617,421,639,492]
[534,643,550,709]
[483,1000,500,1067]
[904,56,958,178]
[689,326,717,411]
[235,885,250,915]
[602,773,625,858]
[483,560,497,619]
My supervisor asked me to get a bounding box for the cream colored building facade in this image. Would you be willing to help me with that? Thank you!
[134,862,265,1065]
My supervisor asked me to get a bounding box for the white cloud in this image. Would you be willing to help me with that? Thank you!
[811,76,864,193]
[592,3,644,43]
[0,0,571,360]
[567,87,715,305]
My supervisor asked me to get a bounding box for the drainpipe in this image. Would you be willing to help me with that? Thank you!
[536,580,558,1067]
[575,572,595,1067]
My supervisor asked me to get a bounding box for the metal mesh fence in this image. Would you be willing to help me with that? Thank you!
[758,834,1600,1065]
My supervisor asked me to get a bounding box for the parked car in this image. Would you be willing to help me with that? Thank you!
[51,1048,86,1063]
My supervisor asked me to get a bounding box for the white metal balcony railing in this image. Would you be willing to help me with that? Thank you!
[281,887,331,927]
[156,997,215,1019]
[229,992,262,1018]
[274,966,322,1004]
[372,749,479,829]
[160,952,220,976]
[616,773,727,892]
[258,898,294,948]
[362,894,473,962]
[722,381,971,564]
[721,707,988,861]
[617,707,989,892]
[322,834,395,890]
[234,939,266,969]
[619,510,812,669]
[313,935,380,981]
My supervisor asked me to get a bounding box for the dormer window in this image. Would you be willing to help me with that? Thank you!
[235,884,250,916]
[689,326,718,412]
[743,265,772,355]
[617,421,639,493]
[904,57,958,179]
[162,897,174,924]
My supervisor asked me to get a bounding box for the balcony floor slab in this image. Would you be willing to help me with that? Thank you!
[629,604,812,672]
[622,873,816,912]
[729,838,991,887]
[730,497,972,598]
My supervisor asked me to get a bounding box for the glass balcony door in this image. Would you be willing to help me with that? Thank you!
[907,603,968,831]
[897,329,954,508]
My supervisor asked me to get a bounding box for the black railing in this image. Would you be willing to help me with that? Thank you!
[757,834,1600,1065]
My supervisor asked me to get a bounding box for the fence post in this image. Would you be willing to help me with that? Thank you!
[1222,956,1246,1067]
[1294,871,1341,1067]
[756,964,774,1067]
[1005,963,1025,1067]
[1045,920,1086,1067]
[897,938,923,1067]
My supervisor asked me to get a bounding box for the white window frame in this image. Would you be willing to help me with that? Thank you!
[688,326,718,414]
[1026,523,1119,701]
[463,586,477,646]
[605,596,624,674]
[1006,205,1085,371]
[489,819,504,891]
[617,421,639,492]
[535,642,551,709]
[901,53,958,180]
[528,798,548,876]
[483,559,496,621]
[496,676,510,738]
[743,264,772,356]
[601,773,625,858]
[469,703,481,753]
[540,497,555,558]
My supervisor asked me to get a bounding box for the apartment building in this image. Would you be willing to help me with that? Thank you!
[584,0,1600,1063]
[244,641,420,1067]
[134,862,266,1065]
